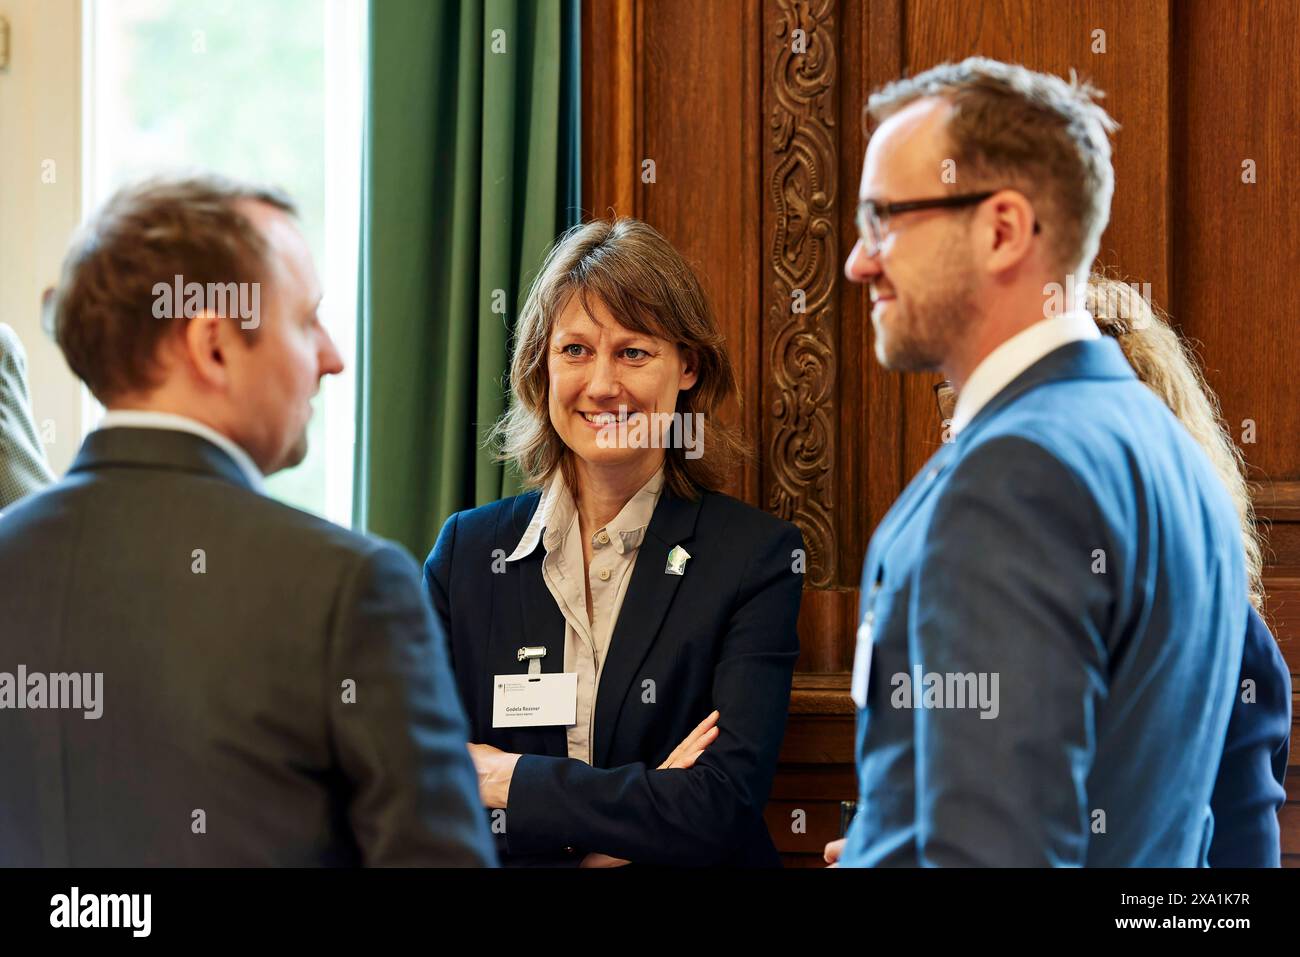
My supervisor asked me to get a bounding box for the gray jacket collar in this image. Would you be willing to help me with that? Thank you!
[68,427,256,492]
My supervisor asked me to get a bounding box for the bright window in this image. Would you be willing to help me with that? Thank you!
[83,0,366,524]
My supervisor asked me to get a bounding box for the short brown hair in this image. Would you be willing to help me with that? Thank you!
[490,218,747,499]
[49,173,296,402]
[868,57,1118,274]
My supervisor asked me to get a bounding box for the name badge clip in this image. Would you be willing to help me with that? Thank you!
[517,645,547,676]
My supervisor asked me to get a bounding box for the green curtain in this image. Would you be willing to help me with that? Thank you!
[356,0,580,557]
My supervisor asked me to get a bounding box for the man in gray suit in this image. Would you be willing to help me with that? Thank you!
[0,323,56,510]
[0,174,495,866]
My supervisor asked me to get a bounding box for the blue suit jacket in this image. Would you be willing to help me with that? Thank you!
[1209,606,1291,866]
[841,338,1247,867]
[423,486,804,866]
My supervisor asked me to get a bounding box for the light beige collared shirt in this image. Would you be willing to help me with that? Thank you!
[505,466,665,765]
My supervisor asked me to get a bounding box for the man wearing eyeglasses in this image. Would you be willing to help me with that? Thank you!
[826,58,1247,867]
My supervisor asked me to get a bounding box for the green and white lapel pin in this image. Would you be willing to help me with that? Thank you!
[665,544,691,576]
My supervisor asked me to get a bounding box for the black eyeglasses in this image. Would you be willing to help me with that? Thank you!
[855,190,1040,256]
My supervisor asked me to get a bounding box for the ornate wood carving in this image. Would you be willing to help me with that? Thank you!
[765,0,840,589]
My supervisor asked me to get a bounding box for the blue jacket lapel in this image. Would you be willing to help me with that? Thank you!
[592,488,703,767]
[957,337,1134,448]
[866,442,957,582]
[867,340,1131,581]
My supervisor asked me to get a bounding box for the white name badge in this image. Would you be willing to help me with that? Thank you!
[492,672,578,728]
[850,618,873,711]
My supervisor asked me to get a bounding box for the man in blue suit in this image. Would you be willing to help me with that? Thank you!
[829,59,1246,866]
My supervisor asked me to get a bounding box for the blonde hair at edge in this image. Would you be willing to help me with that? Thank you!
[1085,273,1264,611]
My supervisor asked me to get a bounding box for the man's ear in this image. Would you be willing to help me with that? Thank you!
[982,189,1038,274]
[181,311,233,390]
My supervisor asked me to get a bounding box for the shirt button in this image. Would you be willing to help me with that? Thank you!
[597,531,609,545]
[598,568,611,582]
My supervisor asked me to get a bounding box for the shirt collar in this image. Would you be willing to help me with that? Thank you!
[950,309,1100,438]
[96,410,267,493]
[604,468,664,555]
[506,465,665,562]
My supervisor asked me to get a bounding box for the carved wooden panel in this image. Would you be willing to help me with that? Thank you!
[763,0,841,591]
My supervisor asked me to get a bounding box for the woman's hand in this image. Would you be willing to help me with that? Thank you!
[823,838,846,867]
[466,742,521,809]
[658,709,720,770]
[576,710,723,868]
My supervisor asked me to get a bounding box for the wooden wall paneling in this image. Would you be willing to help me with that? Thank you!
[835,0,868,588]
[762,0,843,603]
[764,0,865,857]
[1257,482,1300,867]
[580,0,637,219]
[769,0,917,869]
[901,374,947,488]
[1260,522,1300,569]
[794,592,857,672]
[862,0,908,543]
[1268,563,1299,868]
[904,0,1173,304]
[769,674,857,865]
[1285,772,1300,868]
[901,1,1173,493]
[1176,0,1300,865]
[738,0,763,509]
[642,0,759,504]
[585,0,762,505]
[1174,0,1300,484]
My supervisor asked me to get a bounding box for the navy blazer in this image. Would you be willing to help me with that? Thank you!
[423,485,804,866]
[1209,606,1291,866]
[841,338,1248,867]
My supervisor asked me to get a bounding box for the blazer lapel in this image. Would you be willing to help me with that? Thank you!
[592,489,703,767]
[867,341,1133,583]
[485,492,568,757]
[868,442,957,575]
[957,337,1133,446]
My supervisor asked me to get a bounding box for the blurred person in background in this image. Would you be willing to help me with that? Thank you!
[0,322,56,510]
[1085,273,1290,867]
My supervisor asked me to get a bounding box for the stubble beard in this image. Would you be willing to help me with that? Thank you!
[873,237,977,373]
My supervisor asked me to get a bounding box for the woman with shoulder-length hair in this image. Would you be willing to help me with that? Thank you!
[1086,273,1290,867]
[424,218,805,867]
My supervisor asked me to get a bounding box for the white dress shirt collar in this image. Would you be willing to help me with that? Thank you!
[96,410,266,493]
[950,309,1100,438]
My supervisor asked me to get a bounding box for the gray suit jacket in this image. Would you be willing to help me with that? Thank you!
[0,427,496,866]
[0,324,55,510]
